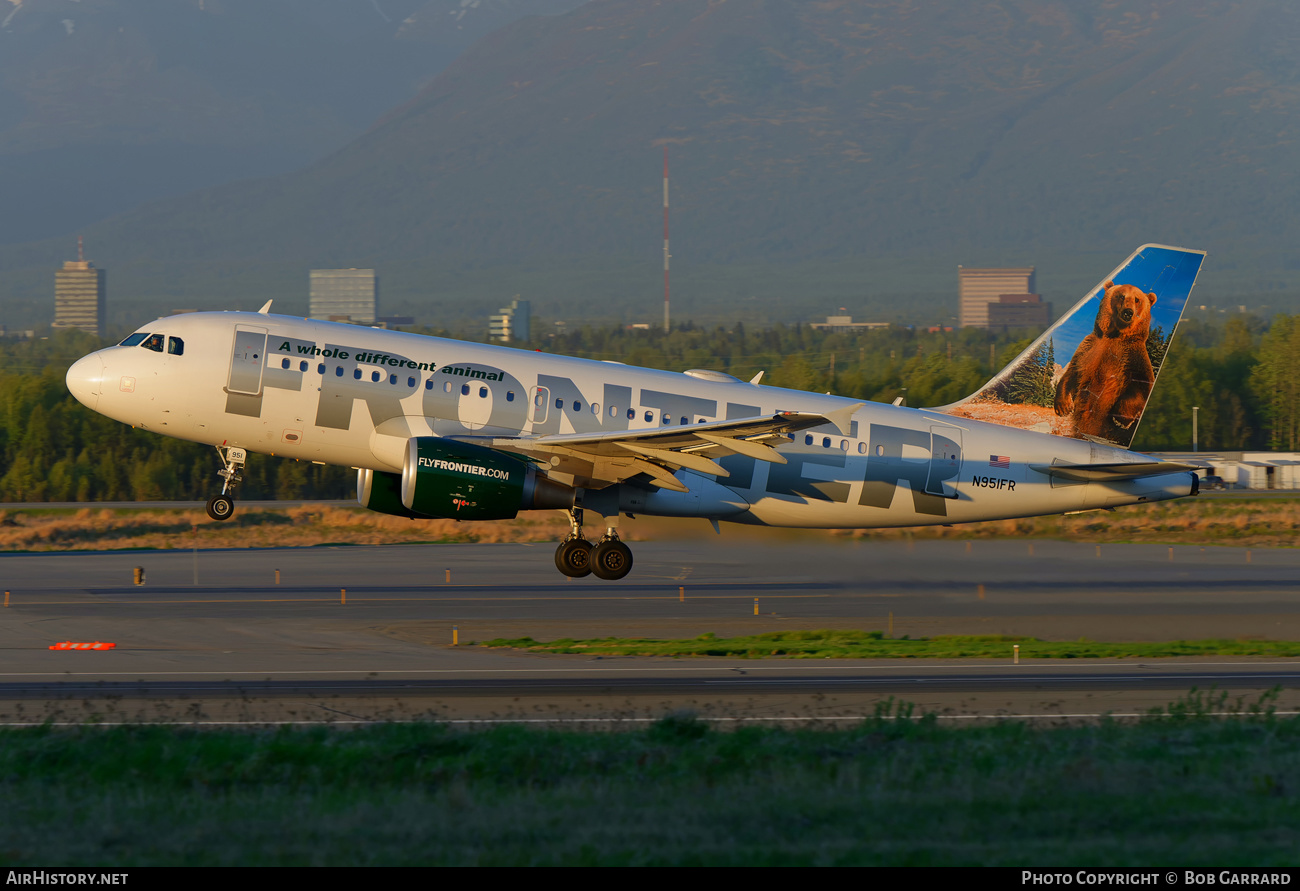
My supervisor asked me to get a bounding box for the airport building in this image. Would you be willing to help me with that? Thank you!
[489,298,531,343]
[1155,452,1300,491]
[958,266,1036,328]
[309,269,378,324]
[809,314,889,333]
[53,240,107,337]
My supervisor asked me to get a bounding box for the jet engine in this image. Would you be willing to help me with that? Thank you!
[359,437,573,521]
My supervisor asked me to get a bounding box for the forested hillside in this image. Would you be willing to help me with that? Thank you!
[2,315,1294,503]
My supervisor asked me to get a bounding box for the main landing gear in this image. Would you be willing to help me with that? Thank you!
[205,446,246,522]
[554,508,634,581]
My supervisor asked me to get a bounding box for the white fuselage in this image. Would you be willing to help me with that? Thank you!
[66,311,1194,527]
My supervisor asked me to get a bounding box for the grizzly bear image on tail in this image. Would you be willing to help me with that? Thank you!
[1054,280,1158,443]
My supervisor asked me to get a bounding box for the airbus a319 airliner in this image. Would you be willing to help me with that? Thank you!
[66,244,1205,580]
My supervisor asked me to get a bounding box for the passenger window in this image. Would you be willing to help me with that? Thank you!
[840,440,849,451]
[506,391,515,402]
[663,415,671,425]
[371,371,381,382]
[479,387,488,398]
[858,442,867,455]
[354,369,362,380]
[168,337,184,356]
[610,406,618,418]
[300,361,309,372]
[805,434,813,445]
[318,364,325,374]
[141,334,164,352]
[462,384,471,396]
[644,411,652,423]
[681,417,688,426]
[444,382,453,393]
[407,377,416,387]
[391,374,399,385]
[573,401,582,412]
[119,333,148,347]
[556,399,564,409]
[425,380,433,390]
[281,358,290,369]
[591,403,600,415]
[629,409,637,420]
[335,366,344,377]
[822,437,831,448]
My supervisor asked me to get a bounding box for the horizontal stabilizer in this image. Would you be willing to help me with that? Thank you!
[1029,461,1198,482]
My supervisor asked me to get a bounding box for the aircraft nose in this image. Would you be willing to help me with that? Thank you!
[66,353,105,411]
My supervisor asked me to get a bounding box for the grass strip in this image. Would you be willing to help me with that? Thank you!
[2,492,1300,551]
[480,630,1300,659]
[0,693,1295,866]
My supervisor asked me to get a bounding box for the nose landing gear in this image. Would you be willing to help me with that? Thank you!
[205,446,246,522]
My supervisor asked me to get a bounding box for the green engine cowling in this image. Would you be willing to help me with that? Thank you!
[390,437,574,520]
[357,467,432,519]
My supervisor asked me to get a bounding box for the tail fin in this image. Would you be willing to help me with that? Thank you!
[939,244,1206,448]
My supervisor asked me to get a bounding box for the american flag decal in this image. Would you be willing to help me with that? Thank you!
[989,455,1010,469]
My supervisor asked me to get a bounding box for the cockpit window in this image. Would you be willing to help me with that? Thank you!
[140,334,164,353]
[119,333,148,347]
[167,337,184,356]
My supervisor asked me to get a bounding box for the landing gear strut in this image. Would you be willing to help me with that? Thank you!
[206,446,246,522]
[554,508,592,577]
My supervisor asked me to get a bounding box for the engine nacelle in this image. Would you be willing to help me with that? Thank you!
[393,436,574,520]
[357,468,432,519]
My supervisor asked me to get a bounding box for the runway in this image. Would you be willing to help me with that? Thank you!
[1,537,1298,723]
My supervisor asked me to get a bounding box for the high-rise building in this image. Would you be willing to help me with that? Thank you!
[53,239,106,336]
[958,266,1036,328]
[309,269,378,324]
[489,298,531,343]
[986,294,1052,333]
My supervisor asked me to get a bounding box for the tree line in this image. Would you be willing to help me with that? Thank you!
[0,315,1295,503]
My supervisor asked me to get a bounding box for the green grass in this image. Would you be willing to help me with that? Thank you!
[1,695,1297,865]
[480,630,1300,659]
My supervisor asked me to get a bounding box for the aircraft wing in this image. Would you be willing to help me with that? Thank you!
[451,403,864,492]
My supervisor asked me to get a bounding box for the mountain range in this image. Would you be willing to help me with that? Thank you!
[2,0,1299,330]
[0,0,587,244]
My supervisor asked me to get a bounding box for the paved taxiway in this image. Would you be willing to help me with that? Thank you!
[1,537,1297,723]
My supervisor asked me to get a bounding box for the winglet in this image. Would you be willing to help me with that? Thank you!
[749,371,764,385]
[257,299,273,314]
[822,402,864,436]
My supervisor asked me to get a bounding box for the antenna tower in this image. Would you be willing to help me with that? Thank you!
[663,146,670,332]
